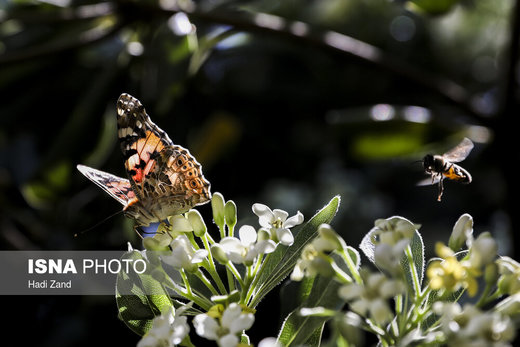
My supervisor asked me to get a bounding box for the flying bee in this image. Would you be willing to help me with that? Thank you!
[419,137,474,202]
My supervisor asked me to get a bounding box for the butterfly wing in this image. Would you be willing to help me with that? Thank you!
[77,164,135,206]
[443,137,474,163]
[116,93,211,207]
[116,93,174,194]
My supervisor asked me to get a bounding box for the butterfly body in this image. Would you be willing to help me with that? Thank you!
[78,93,211,226]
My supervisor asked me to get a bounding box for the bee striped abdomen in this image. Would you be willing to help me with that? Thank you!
[443,164,472,183]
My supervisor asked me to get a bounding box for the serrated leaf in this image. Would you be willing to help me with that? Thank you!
[249,196,341,308]
[116,249,172,336]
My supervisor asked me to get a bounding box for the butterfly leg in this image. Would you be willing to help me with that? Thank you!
[133,225,144,239]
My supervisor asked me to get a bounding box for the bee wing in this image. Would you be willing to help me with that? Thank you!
[417,175,441,186]
[443,137,474,163]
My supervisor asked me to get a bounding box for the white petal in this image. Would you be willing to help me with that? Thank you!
[170,234,191,250]
[137,335,157,347]
[255,240,276,254]
[227,252,247,264]
[258,337,281,347]
[338,284,363,301]
[193,314,219,340]
[218,334,239,347]
[244,248,259,264]
[272,209,289,222]
[276,228,294,246]
[290,261,305,281]
[220,237,245,253]
[283,211,304,228]
[239,225,258,246]
[162,251,186,269]
[171,316,190,344]
[229,312,255,334]
[221,303,242,328]
[252,203,274,221]
[258,216,274,229]
[192,249,209,263]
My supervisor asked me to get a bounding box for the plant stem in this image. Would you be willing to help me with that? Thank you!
[339,248,362,283]
[405,245,421,300]
[195,270,220,296]
[201,234,227,294]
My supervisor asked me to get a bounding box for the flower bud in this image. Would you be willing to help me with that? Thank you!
[186,210,207,237]
[211,192,225,229]
[317,224,346,251]
[210,244,229,264]
[225,200,237,230]
[143,237,169,251]
[168,215,193,233]
[469,232,498,268]
[449,214,473,251]
[484,262,499,286]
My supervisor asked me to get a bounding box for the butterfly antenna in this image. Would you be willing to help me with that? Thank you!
[74,210,124,237]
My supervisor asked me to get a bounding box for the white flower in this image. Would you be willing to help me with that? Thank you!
[258,337,281,347]
[193,303,255,347]
[161,234,208,272]
[252,203,304,246]
[434,302,516,346]
[338,270,404,325]
[373,238,410,276]
[468,232,498,269]
[137,305,190,347]
[219,225,276,266]
[372,216,419,244]
[290,243,334,281]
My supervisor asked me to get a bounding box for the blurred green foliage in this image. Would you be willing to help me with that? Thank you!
[0,0,517,345]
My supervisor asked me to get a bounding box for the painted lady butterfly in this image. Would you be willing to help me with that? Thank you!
[77,93,211,226]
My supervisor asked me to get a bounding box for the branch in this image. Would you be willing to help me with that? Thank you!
[0,19,127,65]
[153,3,479,118]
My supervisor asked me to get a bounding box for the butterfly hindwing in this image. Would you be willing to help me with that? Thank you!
[76,164,135,206]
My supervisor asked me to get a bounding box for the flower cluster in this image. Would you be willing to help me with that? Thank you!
[137,305,191,347]
[289,213,518,347]
[130,193,304,347]
[117,194,520,347]
[434,302,515,346]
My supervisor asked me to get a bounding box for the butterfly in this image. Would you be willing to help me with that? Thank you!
[77,93,211,227]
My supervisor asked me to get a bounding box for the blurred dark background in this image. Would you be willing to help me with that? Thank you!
[1,0,518,345]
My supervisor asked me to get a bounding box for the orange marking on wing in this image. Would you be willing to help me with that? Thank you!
[124,197,140,210]
[136,131,164,162]
[127,130,164,183]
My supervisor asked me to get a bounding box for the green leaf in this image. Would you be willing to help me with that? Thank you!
[277,254,347,346]
[116,249,172,336]
[249,196,341,308]
[401,231,425,296]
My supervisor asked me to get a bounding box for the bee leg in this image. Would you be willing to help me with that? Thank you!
[437,177,444,202]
